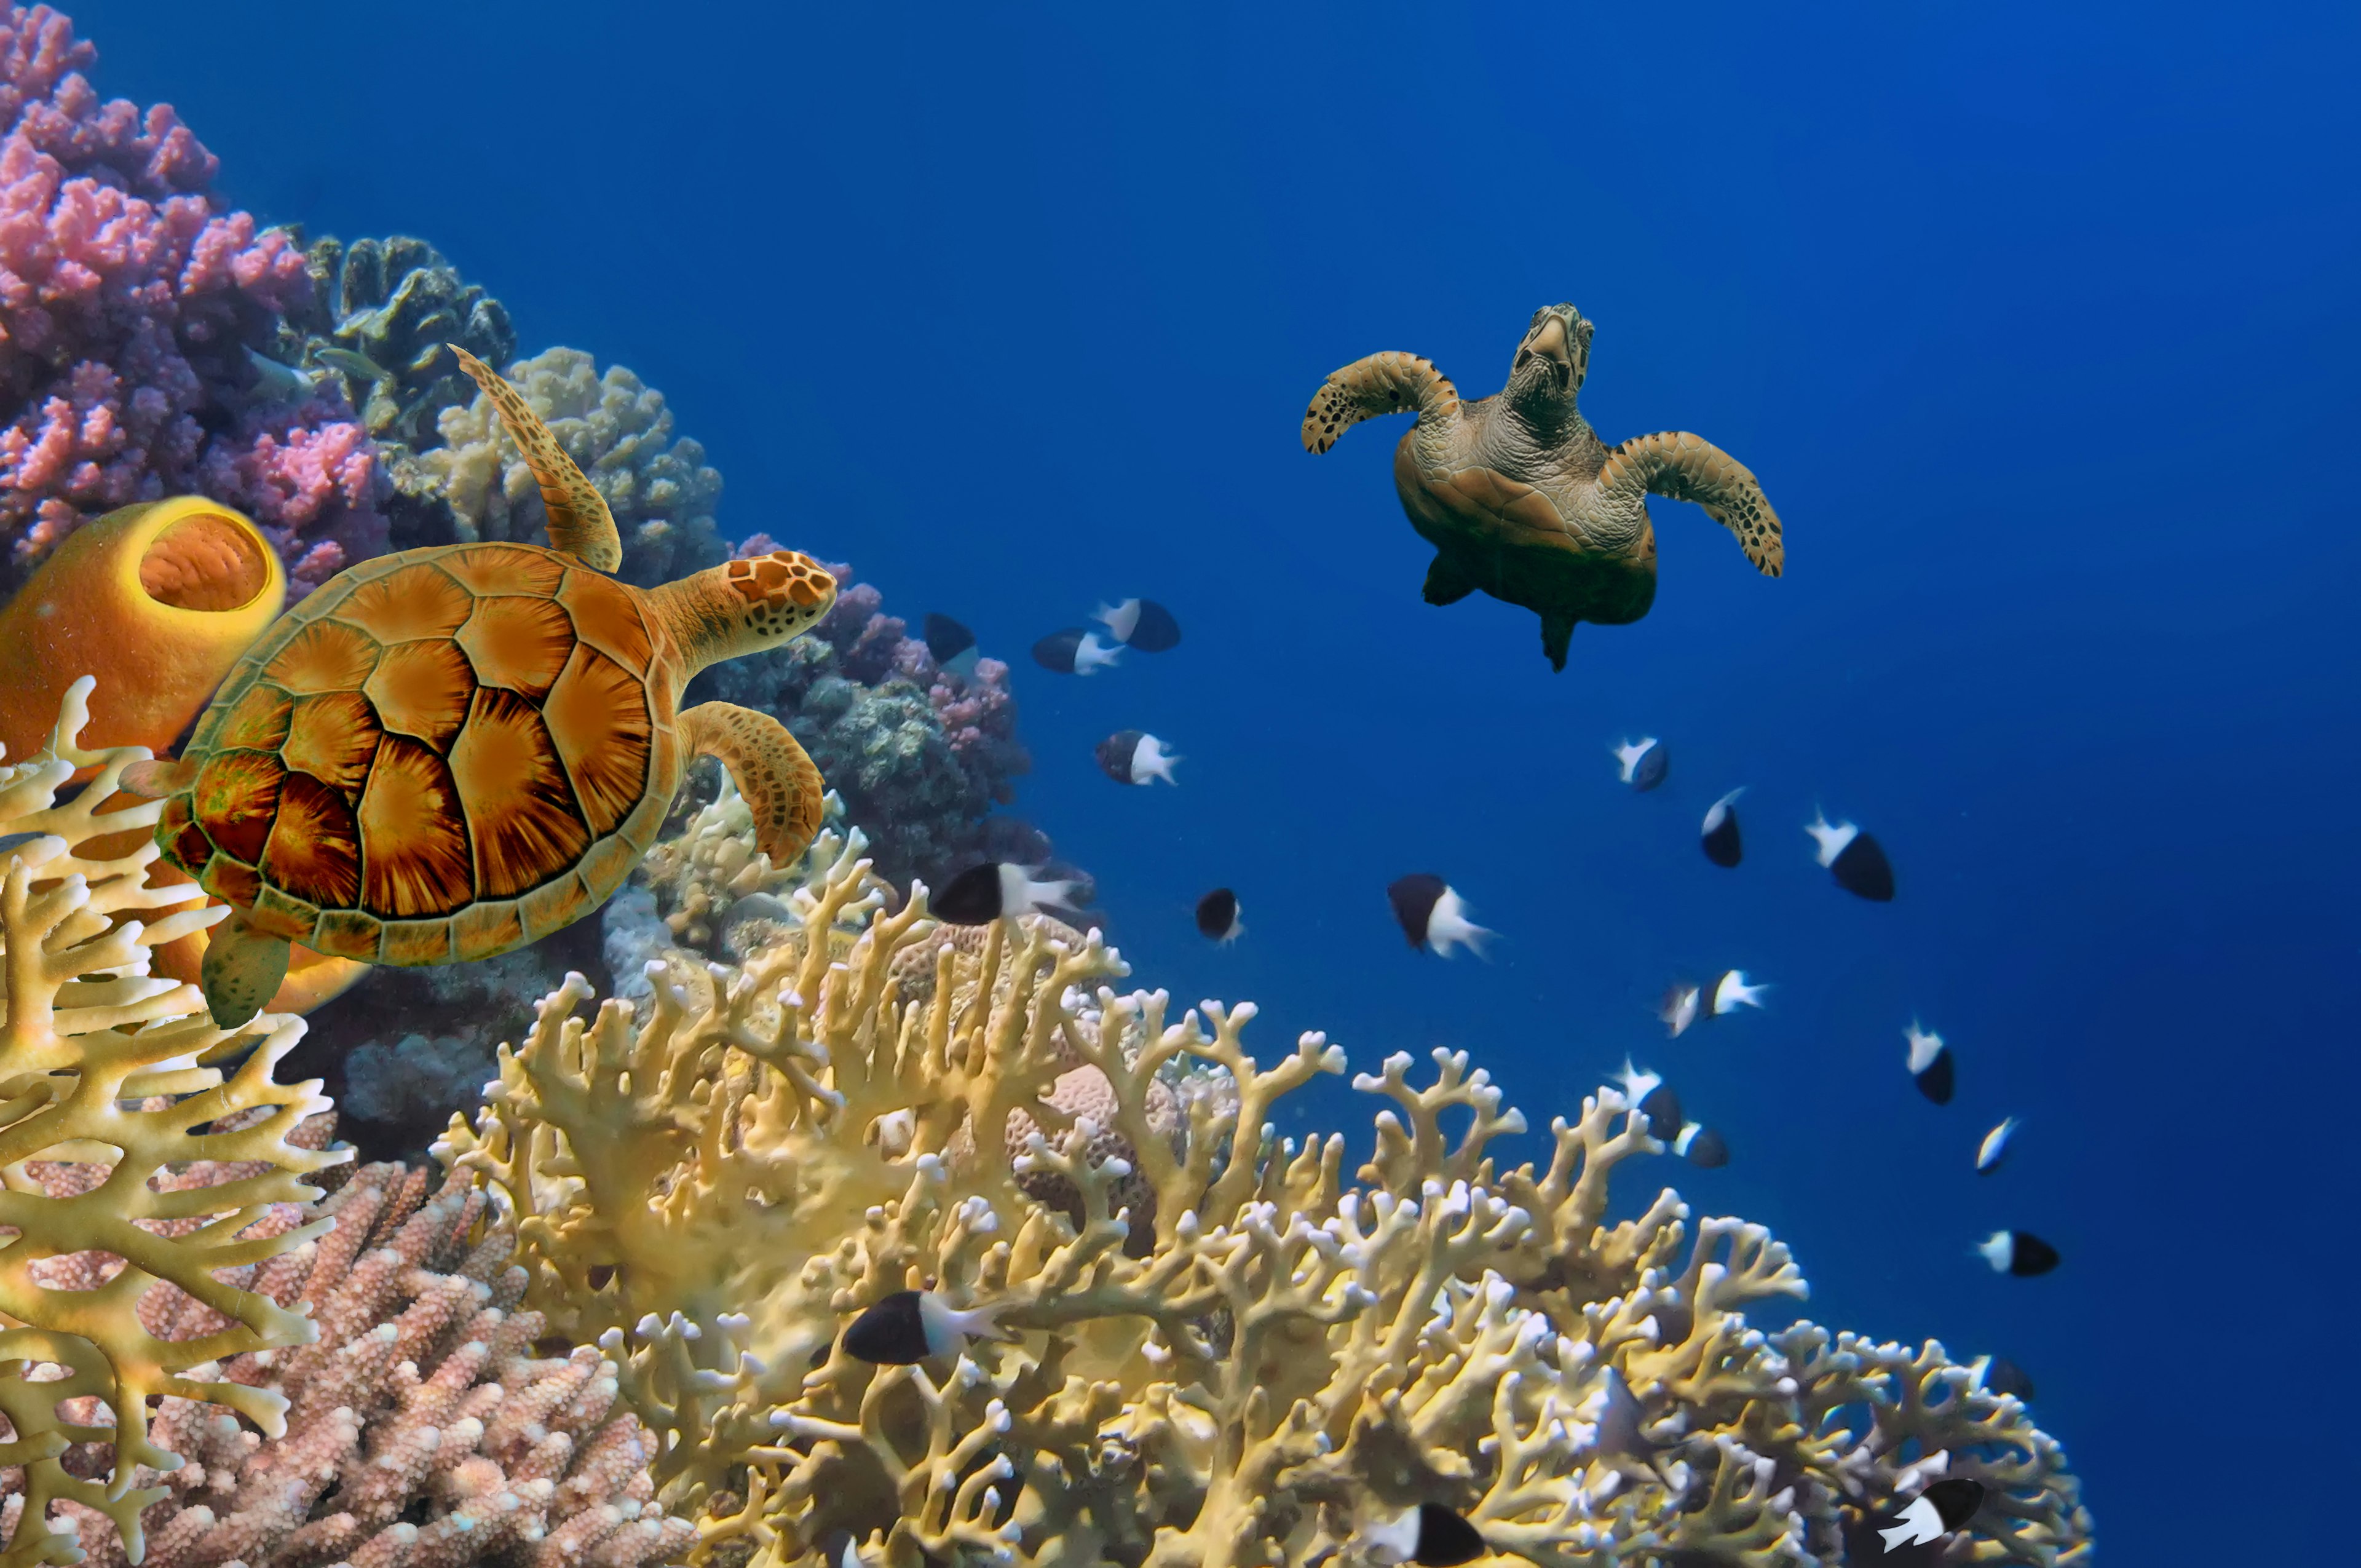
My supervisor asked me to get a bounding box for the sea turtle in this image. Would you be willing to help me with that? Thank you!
[122,347,838,1028]
[1302,304,1783,670]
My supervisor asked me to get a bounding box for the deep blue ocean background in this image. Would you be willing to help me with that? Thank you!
[89,0,2359,1556]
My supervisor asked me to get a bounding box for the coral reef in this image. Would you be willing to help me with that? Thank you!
[0,5,387,596]
[53,1162,694,1568]
[443,818,2092,1567]
[421,347,726,588]
[0,675,349,1567]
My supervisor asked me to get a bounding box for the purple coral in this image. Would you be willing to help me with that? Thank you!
[0,5,383,591]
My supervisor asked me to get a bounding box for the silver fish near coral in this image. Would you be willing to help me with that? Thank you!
[1093,596,1182,652]
[1612,735,1667,791]
[843,1289,1013,1364]
[1387,874,1492,957]
[934,862,1080,924]
[315,345,390,382]
[1033,626,1124,674]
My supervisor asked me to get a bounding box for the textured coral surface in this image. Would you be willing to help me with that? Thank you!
[442,815,2092,1568]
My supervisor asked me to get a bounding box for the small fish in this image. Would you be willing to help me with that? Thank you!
[1658,981,1703,1037]
[1032,627,1123,675]
[315,345,389,383]
[1095,730,1180,785]
[1709,970,1768,1015]
[1195,887,1243,944]
[815,1530,863,1568]
[1806,810,1895,901]
[244,346,314,402]
[842,1288,1013,1364]
[1975,1116,2020,1174]
[923,612,981,680]
[933,862,1078,925]
[1904,1021,1954,1104]
[1356,1502,1486,1568]
[1093,597,1182,652]
[1611,736,1667,791]
[1386,875,1492,958]
[1975,1355,2036,1401]
[1584,1365,1657,1459]
[1700,788,1744,867]
[1615,1059,1682,1140]
[1674,1122,1729,1167]
[1875,1477,1985,1551]
[1975,1229,2059,1277]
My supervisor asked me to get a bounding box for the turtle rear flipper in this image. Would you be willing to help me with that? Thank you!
[1302,351,1461,455]
[202,909,291,1028]
[1599,430,1784,577]
[1422,553,1478,606]
[1540,612,1576,671]
[449,345,625,574]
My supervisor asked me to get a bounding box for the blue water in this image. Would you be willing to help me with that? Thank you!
[95,0,2361,1555]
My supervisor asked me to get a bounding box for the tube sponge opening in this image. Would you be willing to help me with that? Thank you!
[139,506,275,612]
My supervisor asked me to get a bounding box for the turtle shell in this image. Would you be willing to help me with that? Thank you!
[156,543,686,967]
[1393,440,1657,627]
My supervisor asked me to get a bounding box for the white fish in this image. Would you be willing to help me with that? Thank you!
[1132,735,1180,784]
[245,347,314,402]
[1804,810,1859,866]
[1074,631,1123,673]
[1904,1021,1946,1075]
[1710,970,1768,1014]
[1975,1117,2020,1174]
[1094,599,1143,644]
[1659,982,1702,1037]
[1878,1494,1947,1550]
[1387,875,1493,958]
[1611,737,1665,788]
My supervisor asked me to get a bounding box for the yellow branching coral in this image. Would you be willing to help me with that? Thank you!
[441,822,2092,1567]
[0,679,350,1568]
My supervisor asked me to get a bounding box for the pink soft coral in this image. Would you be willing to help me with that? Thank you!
[0,4,378,592]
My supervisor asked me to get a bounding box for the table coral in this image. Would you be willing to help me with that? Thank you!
[52,1162,694,1568]
[440,826,2093,1567]
[0,5,387,597]
[0,675,348,1568]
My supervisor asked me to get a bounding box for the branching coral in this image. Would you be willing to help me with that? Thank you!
[0,5,386,595]
[0,676,347,1568]
[441,823,2093,1567]
[54,1162,694,1568]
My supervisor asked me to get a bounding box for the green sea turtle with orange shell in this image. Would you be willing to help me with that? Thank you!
[124,347,839,1028]
[1302,303,1784,670]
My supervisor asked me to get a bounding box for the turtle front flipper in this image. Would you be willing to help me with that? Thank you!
[1302,351,1462,455]
[449,345,626,573]
[1597,431,1784,577]
[200,908,291,1029]
[679,702,826,868]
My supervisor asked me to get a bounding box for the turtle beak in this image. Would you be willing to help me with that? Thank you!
[1521,313,1575,391]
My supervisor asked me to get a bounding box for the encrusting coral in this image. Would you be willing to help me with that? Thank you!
[441,816,2094,1567]
[0,676,348,1568]
[53,1162,695,1568]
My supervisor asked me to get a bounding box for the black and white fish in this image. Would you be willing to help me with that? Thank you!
[1583,1365,1658,1460]
[1611,736,1667,791]
[1615,1059,1683,1140]
[1905,1021,1954,1105]
[815,1530,863,1568]
[933,862,1078,925]
[1032,627,1123,675]
[1195,888,1244,944]
[1709,969,1768,1015]
[1386,875,1492,957]
[1975,1230,2060,1277]
[1674,1122,1729,1168]
[923,612,981,680]
[1806,810,1895,901]
[1092,597,1182,652]
[842,1289,1013,1364]
[1356,1503,1486,1568]
[1877,1478,1985,1551]
[1975,1117,2020,1175]
[1095,730,1180,785]
[1974,1355,2036,1401]
[1658,981,1703,1038]
[1700,788,1744,867]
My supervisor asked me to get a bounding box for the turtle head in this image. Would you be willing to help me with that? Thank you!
[654,550,838,678]
[1508,304,1592,408]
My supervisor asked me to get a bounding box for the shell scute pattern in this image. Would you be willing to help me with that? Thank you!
[162,542,665,963]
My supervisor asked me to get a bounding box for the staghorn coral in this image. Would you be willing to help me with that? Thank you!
[0,675,348,1568]
[420,347,726,588]
[441,820,2092,1567]
[53,1161,693,1568]
[0,5,386,595]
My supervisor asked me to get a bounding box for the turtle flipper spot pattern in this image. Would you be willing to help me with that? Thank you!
[1301,304,1785,667]
[680,701,826,869]
[450,344,625,573]
[202,909,290,1028]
